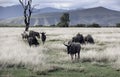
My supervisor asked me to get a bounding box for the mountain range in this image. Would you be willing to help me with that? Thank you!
[0,5,67,19]
[0,5,120,26]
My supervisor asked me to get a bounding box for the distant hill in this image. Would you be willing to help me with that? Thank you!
[0,5,23,19]
[0,5,66,19]
[0,6,120,26]
[69,7,120,26]
[34,7,66,14]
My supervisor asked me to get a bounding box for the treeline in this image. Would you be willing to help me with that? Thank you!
[1,23,120,28]
[35,23,120,28]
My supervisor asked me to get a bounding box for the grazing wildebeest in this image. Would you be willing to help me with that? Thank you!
[21,31,29,39]
[27,36,39,47]
[72,33,85,44]
[40,32,46,44]
[64,41,81,61]
[84,34,94,44]
[29,30,40,39]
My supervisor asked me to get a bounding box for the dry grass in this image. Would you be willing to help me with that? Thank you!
[0,27,120,72]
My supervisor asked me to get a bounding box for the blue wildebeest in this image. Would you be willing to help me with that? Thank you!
[27,36,39,47]
[64,41,81,61]
[84,34,94,44]
[21,30,40,47]
[40,32,46,44]
[29,30,40,39]
[72,33,85,44]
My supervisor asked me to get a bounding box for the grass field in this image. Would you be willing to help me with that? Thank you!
[0,27,120,77]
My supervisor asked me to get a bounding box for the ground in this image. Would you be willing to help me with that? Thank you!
[0,27,120,77]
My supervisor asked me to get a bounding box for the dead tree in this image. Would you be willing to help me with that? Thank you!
[19,0,33,31]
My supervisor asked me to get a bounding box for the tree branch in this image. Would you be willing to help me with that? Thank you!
[19,0,25,9]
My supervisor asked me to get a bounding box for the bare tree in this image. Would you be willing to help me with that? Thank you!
[19,0,33,31]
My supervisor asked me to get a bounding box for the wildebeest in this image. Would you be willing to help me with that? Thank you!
[84,34,94,44]
[40,32,46,44]
[64,41,81,61]
[29,30,40,39]
[21,31,29,39]
[27,36,39,47]
[21,30,40,47]
[72,33,85,44]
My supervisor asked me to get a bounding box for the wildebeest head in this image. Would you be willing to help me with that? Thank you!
[63,42,72,54]
[40,32,46,35]
[35,32,40,38]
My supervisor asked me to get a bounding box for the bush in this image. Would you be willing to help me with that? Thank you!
[57,22,69,27]
[74,24,86,27]
[116,23,120,27]
[87,23,101,28]
[35,25,44,27]
[50,24,56,27]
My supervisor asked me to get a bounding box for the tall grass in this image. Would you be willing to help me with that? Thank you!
[0,27,120,72]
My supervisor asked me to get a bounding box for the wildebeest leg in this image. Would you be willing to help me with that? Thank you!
[70,54,74,61]
[75,54,77,60]
[43,41,45,44]
[78,52,80,60]
[29,44,31,47]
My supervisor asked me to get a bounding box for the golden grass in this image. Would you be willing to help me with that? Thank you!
[0,27,120,71]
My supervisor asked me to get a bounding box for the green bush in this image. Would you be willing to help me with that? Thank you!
[87,23,101,28]
[116,23,120,27]
[74,24,86,27]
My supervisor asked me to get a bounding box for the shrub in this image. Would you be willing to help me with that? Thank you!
[74,24,86,27]
[87,23,101,28]
[116,23,120,27]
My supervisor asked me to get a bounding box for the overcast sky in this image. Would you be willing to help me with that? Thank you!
[0,0,120,11]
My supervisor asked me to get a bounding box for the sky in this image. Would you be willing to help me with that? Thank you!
[0,0,120,11]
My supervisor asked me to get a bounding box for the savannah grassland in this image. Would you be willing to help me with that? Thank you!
[0,27,120,77]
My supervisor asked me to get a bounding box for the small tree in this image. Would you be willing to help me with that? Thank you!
[57,13,70,27]
[116,23,120,27]
[19,0,33,31]
[87,23,101,28]
[75,24,86,27]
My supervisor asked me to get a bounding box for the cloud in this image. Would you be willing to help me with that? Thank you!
[98,0,120,11]
[65,0,120,11]
[0,0,120,11]
[0,0,18,6]
[33,0,73,9]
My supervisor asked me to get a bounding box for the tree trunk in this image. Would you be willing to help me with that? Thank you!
[25,25,29,31]
[19,0,32,32]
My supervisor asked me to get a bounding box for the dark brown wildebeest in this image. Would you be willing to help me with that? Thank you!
[64,41,81,61]
[40,32,46,44]
[21,30,40,47]
[29,30,40,39]
[84,34,94,44]
[72,33,85,44]
[27,36,39,47]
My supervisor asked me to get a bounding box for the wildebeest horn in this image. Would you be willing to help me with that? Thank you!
[63,41,68,46]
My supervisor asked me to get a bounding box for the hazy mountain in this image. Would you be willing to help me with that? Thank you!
[0,5,66,19]
[34,7,67,14]
[69,7,120,26]
[0,6,120,26]
[0,5,23,19]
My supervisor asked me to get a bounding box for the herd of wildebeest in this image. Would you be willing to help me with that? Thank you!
[21,30,94,61]
[21,30,46,46]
